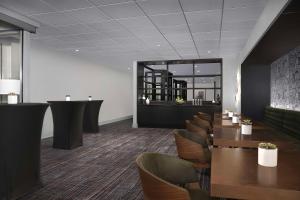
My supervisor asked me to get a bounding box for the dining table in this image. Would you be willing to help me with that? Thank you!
[211,148,300,200]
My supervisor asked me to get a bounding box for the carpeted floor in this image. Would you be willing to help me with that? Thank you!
[20,119,210,200]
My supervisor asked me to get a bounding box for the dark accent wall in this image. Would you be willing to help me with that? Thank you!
[241,64,270,121]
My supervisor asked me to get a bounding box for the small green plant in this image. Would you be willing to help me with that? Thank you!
[242,119,252,125]
[258,142,277,149]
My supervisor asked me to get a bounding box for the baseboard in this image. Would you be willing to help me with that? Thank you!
[99,115,133,126]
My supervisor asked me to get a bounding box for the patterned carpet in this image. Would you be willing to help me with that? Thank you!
[20,119,211,200]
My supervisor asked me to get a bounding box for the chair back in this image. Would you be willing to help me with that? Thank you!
[193,116,212,133]
[173,130,210,164]
[185,120,208,139]
[197,112,212,122]
[136,153,191,200]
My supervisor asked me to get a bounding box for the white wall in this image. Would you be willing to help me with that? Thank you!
[222,56,239,112]
[25,41,133,138]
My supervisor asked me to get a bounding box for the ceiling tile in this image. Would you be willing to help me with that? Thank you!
[150,13,186,27]
[164,33,192,43]
[33,24,65,38]
[171,40,195,49]
[30,12,78,27]
[224,0,268,9]
[220,38,247,48]
[192,31,220,41]
[42,0,93,11]
[137,0,181,16]
[0,0,55,15]
[221,30,250,39]
[102,29,134,38]
[87,20,124,31]
[117,16,153,29]
[185,10,221,25]
[222,20,256,31]
[189,22,220,33]
[180,0,222,12]
[99,1,144,19]
[223,6,265,22]
[55,32,111,42]
[159,24,189,35]
[131,27,162,38]
[90,0,134,6]
[196,39,219,50]
[65,7,110,24]
[56,24,96,35]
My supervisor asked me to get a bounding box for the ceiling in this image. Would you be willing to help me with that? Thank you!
[0,0,268,70]
[243,0,300,65]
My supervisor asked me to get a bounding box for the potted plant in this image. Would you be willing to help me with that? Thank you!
[8,92,18,104]
[241,119,252,135]
[258,143,278,167]
[175,97,185,105]
[231,113,239,124]
[228,110,233,118]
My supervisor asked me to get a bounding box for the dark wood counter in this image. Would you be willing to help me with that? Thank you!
[0,103,48,200]
[137,103,221,128]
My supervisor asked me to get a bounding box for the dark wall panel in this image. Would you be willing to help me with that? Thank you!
[241,64,270,121]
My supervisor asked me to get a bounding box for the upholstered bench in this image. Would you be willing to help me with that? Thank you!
[264,106,300,140]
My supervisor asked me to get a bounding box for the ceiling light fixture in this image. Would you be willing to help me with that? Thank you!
[128,67,130,70]
[197,70,200,73]
[156,44,161,47]
[75,49,80,52]
[207,50,211,54]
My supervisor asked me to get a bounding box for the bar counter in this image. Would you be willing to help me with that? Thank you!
[137,103,222,128]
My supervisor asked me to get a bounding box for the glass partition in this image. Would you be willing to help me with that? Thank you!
[0,30,23,103]
[137,59,222,105]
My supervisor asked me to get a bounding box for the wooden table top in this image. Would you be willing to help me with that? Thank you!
[211,148,300,200]
[213,127,298,149]
[213,114,271,130]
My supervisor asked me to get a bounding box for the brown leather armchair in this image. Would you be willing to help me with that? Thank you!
[192,115,212,134]
[173,129,211,169]
[197,112,212,123]
[136,152,211,200]
[185,120,208,140]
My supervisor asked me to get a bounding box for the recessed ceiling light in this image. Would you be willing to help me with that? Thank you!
[197,70,200,73]
[75,49,80,52]
[195,65,198,68]
[207,50,211,54]
[156,44,161,47]
[128,67,130,70]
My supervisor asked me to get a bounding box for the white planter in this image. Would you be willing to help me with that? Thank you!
[232,116,239,124]
[8,95,18,104]
[146,98,150,105]
[65,95,71,101]
[241,124,252,135]
[258,148,278,167]
[228,111,233,118]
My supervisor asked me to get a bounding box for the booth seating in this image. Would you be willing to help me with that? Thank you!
[136,153,212,200]
[173,130,211,169]
[265,106,300,140]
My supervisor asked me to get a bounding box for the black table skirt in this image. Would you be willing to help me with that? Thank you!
[0,103,48,200]
[48,101,86,150]
[83,100,103,133]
